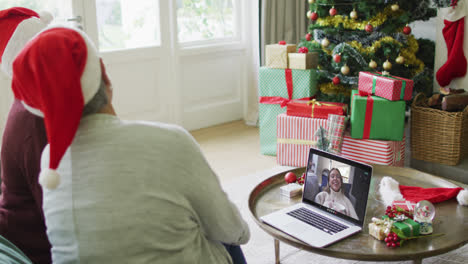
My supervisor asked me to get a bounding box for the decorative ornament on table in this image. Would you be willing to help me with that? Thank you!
[332,75,340,85]
[350,9,358,20]
[321,37,330,48]
[333,53,342,63]
[383,59,392,70]
[305,33,312,41]
[403,24,412,35]
[341,64,350,75]
[369,60,378,69]
[365,23,373,33]
[284,171,297,183]
[298,173,305,185]
[391,4,400,12]
[329,6,337,16]
[395,55,405,64]
[414,200,436,235]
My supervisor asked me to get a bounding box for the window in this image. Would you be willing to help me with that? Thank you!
[0,0,72,24]
[95,0,160,51]
[176,0,237,43]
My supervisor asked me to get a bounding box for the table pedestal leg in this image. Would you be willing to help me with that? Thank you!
[274,239,280,264]
[412,259,422,264]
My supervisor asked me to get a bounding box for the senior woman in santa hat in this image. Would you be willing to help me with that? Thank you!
[11,26,249,264]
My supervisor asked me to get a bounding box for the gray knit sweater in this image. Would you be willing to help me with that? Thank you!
[41,114,250,264]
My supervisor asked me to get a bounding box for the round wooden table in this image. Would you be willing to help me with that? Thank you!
[248,165,468,264]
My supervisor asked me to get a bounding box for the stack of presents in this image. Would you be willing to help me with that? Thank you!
[259,42,413,167]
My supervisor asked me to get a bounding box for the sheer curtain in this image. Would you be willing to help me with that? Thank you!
[245,0,308,126]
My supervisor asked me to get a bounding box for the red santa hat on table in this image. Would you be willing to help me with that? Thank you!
[379,176,468,207]
[11,27,102,189]
[0,7,53,78]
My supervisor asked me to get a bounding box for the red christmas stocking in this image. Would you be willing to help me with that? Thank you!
[436,2,467,87]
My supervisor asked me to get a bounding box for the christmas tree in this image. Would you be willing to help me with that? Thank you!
[299,0,438,103]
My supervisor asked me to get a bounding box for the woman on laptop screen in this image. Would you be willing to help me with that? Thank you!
[315,168,358,219]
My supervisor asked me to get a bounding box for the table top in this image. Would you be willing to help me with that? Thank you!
[248,165,468,261]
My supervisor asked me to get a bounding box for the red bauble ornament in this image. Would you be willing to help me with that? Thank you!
[332,76,340,85]
[333,53,342,63]
[284,172,297,183]
[329,7,337,16]
[305,33,312,41]
[403,25,412,35]
[311,12,318,21]
[365,24,373,33]
[298,47,309,53]
[278,40,286,45]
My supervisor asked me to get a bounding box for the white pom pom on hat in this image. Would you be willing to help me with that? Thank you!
[0,7,53,78]
[457,189,468,206]
[39,168,61,190]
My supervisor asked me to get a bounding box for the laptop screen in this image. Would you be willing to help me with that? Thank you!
[302,148,372,227]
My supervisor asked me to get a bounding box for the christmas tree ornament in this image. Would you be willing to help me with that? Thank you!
[321,38,330,48]
[305,33,312,41]
[383,60,392,70]
[365,24,374,33]
[403,25,412,35]
[298,47,309,53]
[311,11,319,21]
[391,4,400,11]
[307,10,312,19]
[369,60,378,69]
[396,55,405,64]
[350,9,358,20]
[341,64,350,75]
[332,76,340,85]
[308,0,316,3]
[329,6,337,16]
[414,200,436,234]
[436,1,467,87]
[333,53,342,63]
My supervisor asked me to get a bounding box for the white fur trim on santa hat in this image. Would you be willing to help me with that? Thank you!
[379,176,404,206]
[39,168,61,190]
[457,189,468,206]
[21,101,44,117]
[440,0,466,22]
[1,12,52,78]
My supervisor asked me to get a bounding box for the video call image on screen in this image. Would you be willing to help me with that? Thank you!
[303,154,371,222]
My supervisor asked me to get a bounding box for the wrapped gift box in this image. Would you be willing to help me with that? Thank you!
[350,90,406,141]
[383,216,420,237]
[288,52,318,70]
[341,131,405,167]
[276,113,328,166]
[368,222,387,240]
[259,67,318,155]
[266,43,297,69]
[392,200,417,212]
[358,71,414,101]
[286,99,347,119]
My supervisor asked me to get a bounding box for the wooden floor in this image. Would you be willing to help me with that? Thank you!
[190,120,277,182]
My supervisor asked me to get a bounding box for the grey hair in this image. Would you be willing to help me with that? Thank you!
[82,79,109,116]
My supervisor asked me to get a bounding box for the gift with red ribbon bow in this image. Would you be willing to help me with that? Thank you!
[259,67,318,155]
[358,71,414,101]
[265,42,297,69]
[350,90,406,141]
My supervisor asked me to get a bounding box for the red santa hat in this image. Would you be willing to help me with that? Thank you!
[379,176,468,206]
[0,7,53,78]
[11,27,102,189]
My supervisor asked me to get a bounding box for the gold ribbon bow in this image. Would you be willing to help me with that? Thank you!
[306,99,335,118]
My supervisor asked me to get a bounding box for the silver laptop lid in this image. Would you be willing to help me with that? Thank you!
[302,147,373,227]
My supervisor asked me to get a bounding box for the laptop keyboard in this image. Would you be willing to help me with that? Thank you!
[287,207,349,235]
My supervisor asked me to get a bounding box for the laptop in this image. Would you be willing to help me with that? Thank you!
[260,147,373,247]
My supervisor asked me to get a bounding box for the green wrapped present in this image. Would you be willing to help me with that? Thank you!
[258,67,318,155]
[350,90,405,141]
[383,215,420,237]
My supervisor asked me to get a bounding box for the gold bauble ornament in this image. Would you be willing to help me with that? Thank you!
[308,0,316,4]
[321,38,330,48]
[369,60,377,69]
[341,65,350,75]
[350,9,358,20]
[391,4,399,11]
[383,60,392,70]
[307,10,312,19]
[396,55,405,64]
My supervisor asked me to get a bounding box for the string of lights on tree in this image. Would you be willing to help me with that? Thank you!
[298,0,437,102]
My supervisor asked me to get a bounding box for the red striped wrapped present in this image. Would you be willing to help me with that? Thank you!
[341,131,405,167]
[276,113,328,167]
